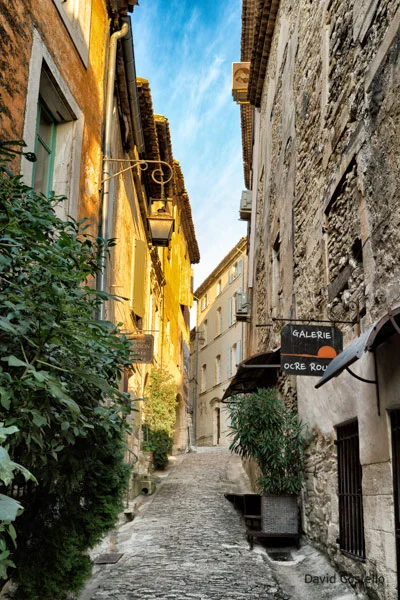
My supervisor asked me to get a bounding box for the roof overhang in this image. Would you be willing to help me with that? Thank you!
[222,350,281,401]
[315,307,400,389]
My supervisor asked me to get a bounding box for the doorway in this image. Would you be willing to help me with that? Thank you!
[391,409,400,597]
[216,407,220,445]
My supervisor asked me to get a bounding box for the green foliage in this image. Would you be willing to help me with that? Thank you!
[142,368,177,471]
[0,162,133,596]
[228,388,305,496]
[144,367,177,436]
[0,424,36,579]
[142,426,173,470]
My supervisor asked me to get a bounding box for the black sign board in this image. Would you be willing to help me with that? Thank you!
[130,334,154,364]
[281,324,343,376]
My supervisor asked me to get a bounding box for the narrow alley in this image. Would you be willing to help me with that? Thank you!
[79,448,358,600]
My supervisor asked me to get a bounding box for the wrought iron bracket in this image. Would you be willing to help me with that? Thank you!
[346,354,381,417]
[101,158,173,185]
[345,366,376,385]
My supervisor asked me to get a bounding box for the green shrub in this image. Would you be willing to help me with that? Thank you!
[228,388,305,495]
[144,368,177,436]
[141,367,177,470]
[0,153,134,598]
[142,426,173,470]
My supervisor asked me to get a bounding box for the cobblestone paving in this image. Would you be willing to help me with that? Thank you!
[79,447,288,600]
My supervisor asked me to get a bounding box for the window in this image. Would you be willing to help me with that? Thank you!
[21,33,83,220]
[131,239,146,318]
[202,320,208,345]
[324,161,365,314]
[32,99,57,196]
[229,259,243,283]
[228,297,233,327]
[236,340,242,366]
[271,235,281,312]
[215,355,221,385]
[52,0,92,66]
[229,289,241,326]
[216,279,222,296]
[227,347,232,378]
[231,344,237,373]
[216,308,222,336]
[200,364,207,393]
[201,294,208,311]
[336,420,365,559]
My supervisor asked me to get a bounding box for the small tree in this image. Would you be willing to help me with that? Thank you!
[143,368,177,469]
[0,154,133,598]
[228,388,305,495]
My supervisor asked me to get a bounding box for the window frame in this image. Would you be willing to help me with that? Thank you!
[200,364,207,393]
[216,307,222,336]
[215,355,221,385]
[32,98,57,197]
[52,0,92,67]
[21,31,83,220]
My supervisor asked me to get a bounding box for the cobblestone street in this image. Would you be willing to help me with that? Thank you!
[79,448,358,600]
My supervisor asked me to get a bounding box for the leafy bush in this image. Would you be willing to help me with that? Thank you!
[142,368,177,470]
[142,426,173,470]
[144,367,177,435]
[0,423,36,580]
[0,159,134,598]
[228,388,305,495]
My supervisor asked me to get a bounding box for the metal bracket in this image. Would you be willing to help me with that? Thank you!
[240,364,281,369]
[345,357,380,417]
[256,316,356,327]
[345,366,376,385]
[101,158,173,185]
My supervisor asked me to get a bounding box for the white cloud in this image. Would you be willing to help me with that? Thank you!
[132,0,246,289]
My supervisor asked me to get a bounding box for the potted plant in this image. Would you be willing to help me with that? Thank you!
[228,387,305,537]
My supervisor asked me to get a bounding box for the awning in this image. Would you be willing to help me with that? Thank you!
[222,350,281,401]
[315,307,400,389]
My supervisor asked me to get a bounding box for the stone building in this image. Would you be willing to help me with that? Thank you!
[192,237,248,447]
[0,0,118,223]
[231,0,400,598]
[0,0,199,485]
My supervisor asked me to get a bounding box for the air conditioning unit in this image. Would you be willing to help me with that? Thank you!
[239,190,252,220]
[235,292,249,321]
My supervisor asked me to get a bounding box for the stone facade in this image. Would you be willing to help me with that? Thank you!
[193,238,248,447]
[237,0,400,598]
[0,0,114,224]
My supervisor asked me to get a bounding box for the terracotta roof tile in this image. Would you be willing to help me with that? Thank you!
[136,78,162,199]
[248,0,281,107]
[136,81,199,263]
[241,104,253,189]
[240,0,257,188]
[154,115,174,198]
[173,160,200,264]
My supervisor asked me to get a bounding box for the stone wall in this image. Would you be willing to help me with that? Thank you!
[248,0,400,597]
[302,429,338,558]
[0,0,109,231]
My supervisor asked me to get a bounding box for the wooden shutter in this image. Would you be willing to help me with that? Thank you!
[131,239,146,317]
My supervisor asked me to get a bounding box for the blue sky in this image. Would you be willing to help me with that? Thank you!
[131,0,247,289]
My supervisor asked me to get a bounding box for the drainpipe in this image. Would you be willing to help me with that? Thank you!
[98,21,129,320]
[121,17,145,155]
